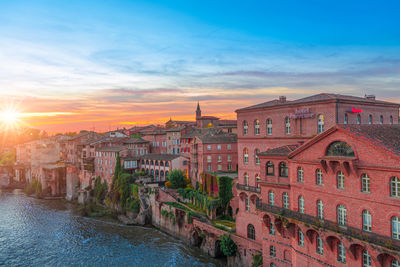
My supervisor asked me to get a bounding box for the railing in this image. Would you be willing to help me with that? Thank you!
[236,183,261,193]
[256,201,400,251]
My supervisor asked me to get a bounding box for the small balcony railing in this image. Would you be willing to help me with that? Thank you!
[236,183,261,193]
[255,200,400,251]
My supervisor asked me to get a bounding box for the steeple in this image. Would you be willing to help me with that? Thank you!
[196,101,201,119]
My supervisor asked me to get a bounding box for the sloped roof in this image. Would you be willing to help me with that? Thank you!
[259,144,300,157]
[236,93,400,112]
[165,126,186,132]
[123,137,149,144]
[340,124,400,156]
[97,146,127,152]
[197,133,237,144]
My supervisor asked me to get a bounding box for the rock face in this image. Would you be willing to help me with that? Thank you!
[134,189,151,225]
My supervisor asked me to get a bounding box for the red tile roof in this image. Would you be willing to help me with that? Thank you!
[259,144,300,157]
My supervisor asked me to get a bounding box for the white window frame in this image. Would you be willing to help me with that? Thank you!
[337,171,345,189]
[283,192,289,209]
[298,196,305,213]
[363,210,372,232]
[361,174,370,193]
[269,190,275,206]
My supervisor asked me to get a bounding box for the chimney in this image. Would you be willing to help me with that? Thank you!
[364,94,376,100]
[279,96,287,102]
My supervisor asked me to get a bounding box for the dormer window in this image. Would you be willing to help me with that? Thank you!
[326,141,355,157]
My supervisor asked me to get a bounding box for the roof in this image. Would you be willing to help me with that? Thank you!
[259,144,300,157]
[165,126,185,132]
[218,119,237,126]
[339,124,400,156]
[97,146,127,152]
[123,138,149,144]
[140,153,181,161]
[121,156,141,161]
[199,116,220,120]
[236,93,400,112]
[197,133,237,144]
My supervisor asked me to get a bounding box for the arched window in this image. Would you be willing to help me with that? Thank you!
[243,120,248,135]
[165,171,169,178]
[270,263,276,267]
[155,160,159,166]
[316,169,323,185]
[245,196,250,211]
[338,241,346,263]
[244,173,249,186]
[279,162,288,177]
[369,114,373,124]
[267,118,272,135]
[247,224,255,240]
[393,259,400,267]
[344,113,348,124]
[317,200,324,220]
[357,114,361,124]
[150,160,154,165]
[160,161,164,166]
[317,114,324,133]
[297,167,304,182]
[146,160,149,165]
[392,216,400,240]
[298,196,305,213]
[363,210,372,232]
[380,115,384,124]
[155,169,159,179]
[285,117,291,134]
[326,141,355,157]
[316,235,323,255]
[298,229,304,246]
[361,174,370,193]
[151,169,154,176]
[282,192,289,209]
[160,170,164,180]
[391,177,400,197]
[254,119,260,135]
[362,250,371,267]
[243,148,249,164]
[255,149,260,165]
[270,245,276,257]
[268,190,275,206]
[165,161,169,167]
[266,161,274,176]
[337,205,347,226]
[390,115,394,125]
[337,171,345,189]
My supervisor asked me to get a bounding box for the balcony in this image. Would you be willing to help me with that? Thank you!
[236,183,261,193]
[255,201,400,252]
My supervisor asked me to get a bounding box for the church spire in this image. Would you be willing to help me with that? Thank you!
[196,101,201,119]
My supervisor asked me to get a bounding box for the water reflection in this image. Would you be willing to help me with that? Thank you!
[0,190,225,267]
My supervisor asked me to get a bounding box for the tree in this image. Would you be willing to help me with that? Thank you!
[111,153,122,188]
[219,234,237,256]
[218,176,233,215]
[167,169,187,189]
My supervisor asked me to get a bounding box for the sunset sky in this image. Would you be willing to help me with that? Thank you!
[1,0,400,133]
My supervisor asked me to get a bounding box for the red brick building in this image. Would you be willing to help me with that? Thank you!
[234,93,400,266]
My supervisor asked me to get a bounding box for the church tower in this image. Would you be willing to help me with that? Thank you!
[196,102,201,120]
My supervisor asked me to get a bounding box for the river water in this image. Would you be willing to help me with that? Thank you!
[0,190,225,267]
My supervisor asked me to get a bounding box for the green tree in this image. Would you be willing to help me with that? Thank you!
[167,169,187,189]
[130,133,141,139]
[93,176,108,203]
[218,176,233,215]
[219,234,237,256]
[111,153,122,187]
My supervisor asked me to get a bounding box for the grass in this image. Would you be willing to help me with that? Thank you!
[212,219,236,233]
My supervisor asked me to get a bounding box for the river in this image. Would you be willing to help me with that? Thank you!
[0,189,225,267]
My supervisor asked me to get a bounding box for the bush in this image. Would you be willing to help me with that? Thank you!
[167,169,187,189]
[252,254,263,267]
[219,234,237,256]
[126,198,141,213]
[93,177,108,203]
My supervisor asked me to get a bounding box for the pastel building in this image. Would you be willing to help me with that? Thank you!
[139,154,189,182]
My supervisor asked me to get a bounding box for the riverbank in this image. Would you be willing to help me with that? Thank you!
[0,189,225,267]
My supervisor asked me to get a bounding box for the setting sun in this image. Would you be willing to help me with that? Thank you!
[0,108,22,131]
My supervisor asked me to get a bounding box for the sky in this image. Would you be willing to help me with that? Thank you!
[0,0,400,132]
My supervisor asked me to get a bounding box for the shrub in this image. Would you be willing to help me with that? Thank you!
[126,198,141,213]
[93,177,108,203]
[252,254,263,267]
[219,234,237,256]
[167,169,187,189]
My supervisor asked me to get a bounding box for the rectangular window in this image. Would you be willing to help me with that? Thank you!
[207,164,212,171]
[228,155,232,162]
[218,155,222,162]
[227,144,231,150]
[218,165,222,171]
[207,145,211,150]
[217,145,221,150]
[227,164,232,170]
[207,155,212,163]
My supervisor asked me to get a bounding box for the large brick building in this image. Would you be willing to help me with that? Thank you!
[234,93,400,266]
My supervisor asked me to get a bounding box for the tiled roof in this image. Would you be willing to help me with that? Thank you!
[236,93,400,112]
[140,153,181,161]
[165,126,186,132]
[259,144,300,157]
[218,119,237,126]
[197,133,237,144]
[199,116,220,120]
[123,138,149,144]
[97,146,127,152]
[340,124,400,156]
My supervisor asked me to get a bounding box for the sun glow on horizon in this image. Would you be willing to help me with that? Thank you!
[0,106,24,133]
